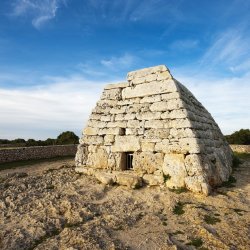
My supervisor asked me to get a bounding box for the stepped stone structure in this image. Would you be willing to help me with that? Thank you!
[75,65,233,195]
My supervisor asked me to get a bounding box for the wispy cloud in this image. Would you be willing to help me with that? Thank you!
[11,0,67,28]
[100,53,137,71]
[169,39,199,50]
[200,27,250,74]
[0,75,106,139]
[176,72,250,134]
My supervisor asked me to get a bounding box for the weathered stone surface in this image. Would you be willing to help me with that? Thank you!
[140,95,161,103]
[141,142,155,152]
[76,65,233,195]
[145,120,165,128]
[142,174,164,186]
[86,148,108,169]
[144,129,170,139]
[83,127,99,136]
[122,80,178,99]
[127,65,168,80]
[136,111,162,120]
[98,127,124,135]
[111,136,140,152]
[115,172,142,188]
[133,152,164,174]
[101,88,122,100]
[104,82,129,90]
[163,154,187,188]
[94,172,115,185]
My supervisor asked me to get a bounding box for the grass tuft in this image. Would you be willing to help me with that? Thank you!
[187,237,203,247]
[204,215,221,224]
[173,202,185,215]
[169,187,188,194]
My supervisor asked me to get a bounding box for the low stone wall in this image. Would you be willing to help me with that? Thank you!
[230,144,250,153]
[0,145,77,164]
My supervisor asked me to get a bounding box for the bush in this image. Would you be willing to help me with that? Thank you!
[56,131,79,145]
[225,129,250,145]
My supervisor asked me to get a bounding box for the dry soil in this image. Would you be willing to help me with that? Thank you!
[0,157,249,250]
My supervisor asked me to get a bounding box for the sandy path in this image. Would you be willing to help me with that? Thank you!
[0,157,249,250]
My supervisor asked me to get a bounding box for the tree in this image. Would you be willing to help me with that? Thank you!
[225,129,250,145]
[56,131,79,145]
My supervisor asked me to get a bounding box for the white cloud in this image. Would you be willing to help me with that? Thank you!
[11,0,67,28]
[200,28,250,73]
[176,72,250,135]
[0,75,108,139]
[169,39,199,50]
[100,53,137,71]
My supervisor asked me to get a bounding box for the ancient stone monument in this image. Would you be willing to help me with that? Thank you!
[75,65,232,195]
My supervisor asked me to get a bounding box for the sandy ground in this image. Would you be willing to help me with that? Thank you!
[0,157,249,250]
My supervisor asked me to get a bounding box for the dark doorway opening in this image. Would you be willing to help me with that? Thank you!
[125,152,133,170]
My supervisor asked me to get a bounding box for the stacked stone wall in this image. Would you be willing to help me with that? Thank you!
[0,145,77,164]
[230,145,250,153]
[76,65,233,195]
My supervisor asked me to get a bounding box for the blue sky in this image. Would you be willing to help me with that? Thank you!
[0,0,249,139]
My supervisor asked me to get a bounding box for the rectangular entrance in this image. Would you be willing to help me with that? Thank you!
[121,152,134,170]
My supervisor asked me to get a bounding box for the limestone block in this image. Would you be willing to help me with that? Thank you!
[169,118,192,128]
[122,79,178,99]
[110,106,127,114]
[125,128,138,135]
[167,109,190,119]
[89,114,101,120]
[107,152,123,170]
[98,127,124,135]
[136,111,161,120]
[92,106,110,114]
[144,128,170,139]
[167,99,185,110]
[88,145,98,152]
[145,73,158,82]
[169,128,196,138]
[104,82,129,90]
[117,99,133,106]
[127,65,168,80]
[75,144,88,166]
[104,135,115,145]
[83,135,103,145]
[184,176,210,195]
[97,99,117,107]
[127,103,150,113]
[115,172,142,189]
[130,76,146,85]
[124,113,136,120]
[115,114,125,121]
[133,152,164,174]
[179,138,202,154]
[141,142,155,152]
[127,120,140,128]
[157,71,172,81]
[111,135,141,152]
[87,120,107,128]
[137,128,145,135]
[86,148,108,169]
[161,92,180,100]
[83,127,99,136]
[100,115,111,122]
[162,153,187,188]
[106,121,127,128]
[149,101,168,112]
[145,120,165,128]
[94,172,116,185]
[142,174,164,186]
[75,167,95,176]
[101,88,122,100]
[140,95,161,104]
